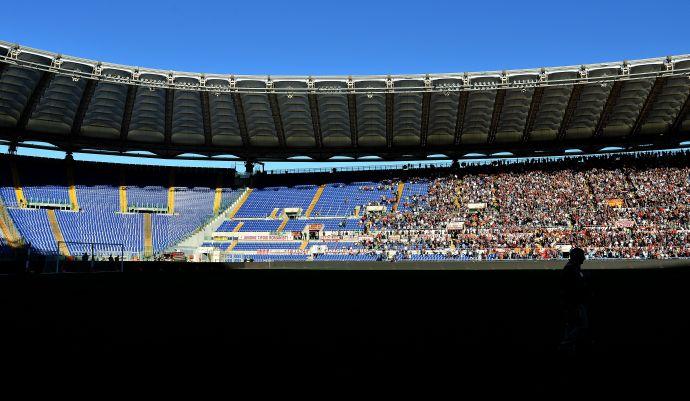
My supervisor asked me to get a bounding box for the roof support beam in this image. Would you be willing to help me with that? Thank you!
[593,81,623,138]
[164,88,174,147]
[522,87,544,142]
[347,94,358,147]
[70,79,96,139]
[18,72,53,130]
[557,84,584,140]
[420,92,431,147]
[308,94,322,148]
[488,89,506,143]
[232,93,251,147]
[267,93,286,147]
[385,93,394,148]
[671,86,690,136]
[453,91,469,146]
[630,77,666,138]
[200,92,212,147]
[120,85,137,143]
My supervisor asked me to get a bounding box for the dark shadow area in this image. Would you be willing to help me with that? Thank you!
[1,264,689,394]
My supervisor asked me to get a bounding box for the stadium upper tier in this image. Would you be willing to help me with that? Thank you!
[1,41,690,161]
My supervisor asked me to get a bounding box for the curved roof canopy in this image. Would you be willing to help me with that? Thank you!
[1,40,690,162]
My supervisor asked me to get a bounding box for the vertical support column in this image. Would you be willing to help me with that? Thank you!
[213,173,224,215]
[119,168,127,213]
[66,162,79,211]
[167,170,175,215]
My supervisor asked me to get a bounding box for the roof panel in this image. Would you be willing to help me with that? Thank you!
[355,80,386,147]
[206,78,242,146]
[27,62,91,135]
[274,81,314,147]
[392,80,423,146]
[564,83,610,139]
[127,73,166,143]
[236,80,277,147]
[427,78,461,146]
[81,76,128,140]
[315,81,350,147]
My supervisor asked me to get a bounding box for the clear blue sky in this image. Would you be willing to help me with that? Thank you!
[2,0,689,171]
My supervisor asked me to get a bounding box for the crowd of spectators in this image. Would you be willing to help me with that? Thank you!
[347,151,690,260]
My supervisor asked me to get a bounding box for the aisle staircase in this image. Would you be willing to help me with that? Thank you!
[392,182,405,211]
[304,184,326,217]
[232,221,244,232]
[143,213,153,258]
[46,209,69,256]
[0,200,22,247]
[277,216,289,233]
[173,192,249,251]
[228,188,253,218]
[299,239,309,250]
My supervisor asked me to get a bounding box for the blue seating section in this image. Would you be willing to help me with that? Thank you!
[0,187,18,207]
[311,182,395,217]
[237,220,282,232]
[176,187,215,215]
[217,220,241,232]
[76,185,120,211]
[233,242,303,251]
[57,185,144,254]
[57,209,143,254]
[7,209,56,254]
[23,186,70,205]
[127,186,167,208]
[221,189,242,210]
[0,157,246,257]
[235,185,317,218]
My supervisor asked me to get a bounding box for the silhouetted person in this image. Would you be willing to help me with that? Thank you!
[559,247,591,354]
[81,252,89,262]
[108,254,114,262]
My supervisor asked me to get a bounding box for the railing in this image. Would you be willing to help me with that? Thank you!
[261,148,690,176]
[264,162,452,175]
[25,198,72,210]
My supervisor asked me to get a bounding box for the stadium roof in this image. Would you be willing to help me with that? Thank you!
[1,40,690,162]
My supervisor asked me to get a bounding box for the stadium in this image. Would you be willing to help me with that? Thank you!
[2,4,690,390]
[1,41,690,268]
